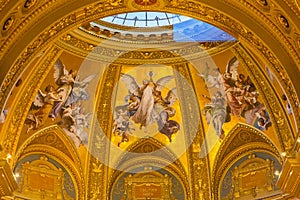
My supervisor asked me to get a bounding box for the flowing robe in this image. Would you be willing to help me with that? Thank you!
[131,84,156,129]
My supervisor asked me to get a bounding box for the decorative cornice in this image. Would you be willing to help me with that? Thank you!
[56,32,236,64]
[1,47,62,156]
[211,123,282,200]
[233,44,296,152]
[0,0,299,125]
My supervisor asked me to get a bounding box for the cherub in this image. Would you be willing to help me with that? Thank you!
[25,85,62,132]
[120,71,175,132]
[65,73,96,106]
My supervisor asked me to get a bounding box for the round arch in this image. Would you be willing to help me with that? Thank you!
[108,137,190,200]
[0,0,299,112]
[212,123,283,199]
[12,124,86,199]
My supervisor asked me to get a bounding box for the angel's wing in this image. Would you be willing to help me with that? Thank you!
[120,73,140,95]
[164,88,177,106]
[53,59,68,85]
[113,104,129,118]
[33,89,46,108]
[75,74,97,88]
[225,57,239,81]
[85,112,93,122]
[155,75,173,91]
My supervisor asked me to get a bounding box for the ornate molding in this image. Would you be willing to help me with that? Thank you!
[14,125,82,170]
[14,125,86,198]
[220,0,300,61]
[166,1,300,112]
[1,47,62,156]
[56,32,236,64]
[211,123,282,200]
[233,44,296,152]
[0,1,124,111]
[20,147,85,199]
[108,139,190,199]
[173,63,210,200]
[86,64,121,200]
[0,0,299,131]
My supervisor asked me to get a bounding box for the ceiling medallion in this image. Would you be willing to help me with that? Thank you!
[134,0,157,6]
[126,0,167,10]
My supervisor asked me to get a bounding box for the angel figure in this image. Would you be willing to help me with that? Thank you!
[116,116,135,147]
[202,91,228,139]
[120,71,174,132]
[198,62,223,90]
[155,88,180,141]
[61,103,92,146]
[0,108,9,124]
[25,84,62,132]
[49,59,77,119]
[65,73,97,106]
[157,108,180,142]
[254,108,271,131]
[61,104,76,131]
[222,57,245,117]
[73,107,92,145]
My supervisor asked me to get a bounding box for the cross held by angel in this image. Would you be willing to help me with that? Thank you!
[114,71,180,144]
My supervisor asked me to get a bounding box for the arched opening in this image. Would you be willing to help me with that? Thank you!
[0,1,299,199]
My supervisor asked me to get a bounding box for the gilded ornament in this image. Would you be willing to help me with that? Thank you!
[212,123,282,199]
[278,15,290,28]
[256,0,268,6]
[24,0,37,9]
[109,0,123,7]
[233,45,295,151]
[135,0,157,6]
[2,17,14,31]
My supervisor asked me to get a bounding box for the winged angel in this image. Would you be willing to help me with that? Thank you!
[25,84,62,132]
[200,56,269,139]
[222,57,258,117]
[25,59,96,139]
[50,60,96,118]
[113,71,180,145]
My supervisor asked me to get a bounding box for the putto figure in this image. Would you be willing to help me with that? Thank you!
[113,71,180,146]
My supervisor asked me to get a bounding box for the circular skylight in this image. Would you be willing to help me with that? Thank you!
[101,12,191,27]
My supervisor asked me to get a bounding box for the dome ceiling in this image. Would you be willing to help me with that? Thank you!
[0,0,299,198]
[81,12,235,43]
[101,12,190,27]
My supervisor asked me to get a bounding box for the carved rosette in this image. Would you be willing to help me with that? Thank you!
[125,0,168,10]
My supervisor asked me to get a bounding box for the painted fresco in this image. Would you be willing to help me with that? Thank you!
[24,59,96,148]
[113,66,181,147]
[193,53,273,141]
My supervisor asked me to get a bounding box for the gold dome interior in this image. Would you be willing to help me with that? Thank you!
[0,0,299,199]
